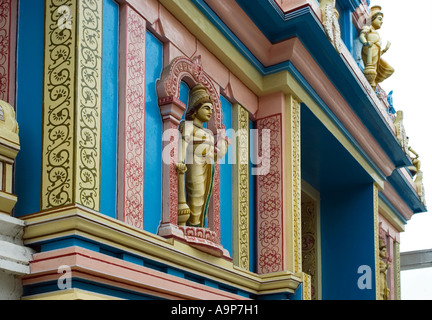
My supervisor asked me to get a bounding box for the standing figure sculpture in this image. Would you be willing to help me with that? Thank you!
[176,84,229,228]
[379,237,391,300]
[359,6,394,91]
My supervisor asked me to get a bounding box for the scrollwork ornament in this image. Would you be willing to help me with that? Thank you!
[77,0,102,210]
[44,0,75,208]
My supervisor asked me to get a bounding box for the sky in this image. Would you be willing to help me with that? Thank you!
[369,0,432,299]
[369,0,432,252]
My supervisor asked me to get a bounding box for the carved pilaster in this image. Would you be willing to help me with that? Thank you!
[233,103,249,270]
[374,183,381,300]
[42,0,102,211]
[256,113,283,274]
[393,241,401,300]
[118,5,146,228]
[285,95,302,274]
[0,0,17,105]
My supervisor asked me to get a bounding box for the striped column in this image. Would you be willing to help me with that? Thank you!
[232,104,249,270]
[42,0,103,211]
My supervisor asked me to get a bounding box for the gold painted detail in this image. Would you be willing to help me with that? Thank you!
[75,0,102,211]
[43,0,76,209]
[393,242,401,300]
[233,104,249,270]
[292,97,302,273]
[373,184,380,300]
[302,272,312,300]
[42,0,102,211]
[301,198,318,300]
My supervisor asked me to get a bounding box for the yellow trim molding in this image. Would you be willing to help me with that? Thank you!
[284,94,302,273]
[373,183,380,300]
[22,289,122,300]
[23,205,301,296]
[232,103,250,270]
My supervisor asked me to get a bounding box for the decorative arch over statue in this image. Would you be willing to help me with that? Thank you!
[157,55,224,133]
[156,55,230,259]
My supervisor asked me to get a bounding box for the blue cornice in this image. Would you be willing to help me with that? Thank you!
[388,169,427,214]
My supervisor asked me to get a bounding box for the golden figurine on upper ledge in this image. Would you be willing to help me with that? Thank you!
[360,5,394,91]
[177,84,229,228]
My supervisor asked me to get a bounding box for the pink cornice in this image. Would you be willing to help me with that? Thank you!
[273,0,321,15]
[381,181,414,222]
[25,246,247,300]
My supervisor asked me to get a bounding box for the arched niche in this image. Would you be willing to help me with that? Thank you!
[156,55,230,259]
[156,55,224,132]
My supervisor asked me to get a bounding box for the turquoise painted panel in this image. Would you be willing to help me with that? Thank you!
[14,0,44,216]
[320,184,376,300]
[144,31,163,233]
[219,96,233,255]
[179,81,190,108]
[100,0,119,218]
[249,120,257,273]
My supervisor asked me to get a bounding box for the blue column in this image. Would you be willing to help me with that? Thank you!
[144,31,163,234]
[219,96,233,255]
[321,184,377,299]
[14,0,45,216]
[100,0,119,218]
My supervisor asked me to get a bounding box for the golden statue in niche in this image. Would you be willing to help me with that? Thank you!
[379,237,391,300]
[176,84,229,227]
[360,6,394,91]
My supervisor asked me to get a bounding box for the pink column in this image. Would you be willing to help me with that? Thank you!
[118,5,146,229]
[157,97,185,238]
[0,0,17,105]
[255,92,286,274]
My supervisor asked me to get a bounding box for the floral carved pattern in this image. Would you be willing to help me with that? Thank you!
[233,104,249,269]
[256,114,283,274]
[77,0,102,211]
[43,0,102,210]
[123,8,146,228]
[0,0,11,101]
[43,0,75,209]
[292,98,302,273]
[168,121,179,225]
[301,199,318,300]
